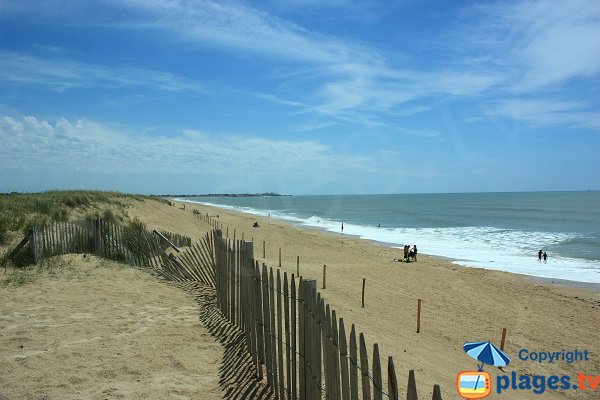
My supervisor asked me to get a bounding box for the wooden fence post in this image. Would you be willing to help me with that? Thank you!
[94,218,101,256]
[417,299,422,333]
[300,279,317,399]
[388,356,399,400]
[263,240,266,259]
[432,384,442,400]
[279,247,282,267]
[28,228,37,265]
[276,269,285,399]
[359,333,371,399]
[349,324,359,400]
[407,370,418,400]
[338,318,350,400]
[500,328,507,351]
[298,278,305,400]
[290,274,297,400]
[322,264,327,289]
[297,255,300,276]
[373,344,383,400]
[332,309,343,399]
[361,278,366,308]
[283,272,292,400]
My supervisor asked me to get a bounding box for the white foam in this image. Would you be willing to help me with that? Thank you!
[180,199,600,283]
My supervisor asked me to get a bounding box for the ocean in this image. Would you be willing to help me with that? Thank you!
[179,192,600,283]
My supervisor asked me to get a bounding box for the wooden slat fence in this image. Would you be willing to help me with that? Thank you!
[165,230,443,400]
[11,219,163,269]
[195,211,221,230]
[166,231,217,286]
[156,230,192,248]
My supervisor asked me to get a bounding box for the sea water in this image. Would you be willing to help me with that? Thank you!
[179,192,600,283]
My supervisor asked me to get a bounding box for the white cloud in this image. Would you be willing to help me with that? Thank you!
[462,0,600,90]
[0,50,203,92]
[492,99,600,129]
[112,0,378,65]
[3,0,598,130]
[0,114,372,178]
[101,1,502,124]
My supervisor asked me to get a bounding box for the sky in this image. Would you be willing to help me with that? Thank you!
[0,0,599,195]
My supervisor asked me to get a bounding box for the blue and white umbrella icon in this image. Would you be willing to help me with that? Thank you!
[463,341,511,371]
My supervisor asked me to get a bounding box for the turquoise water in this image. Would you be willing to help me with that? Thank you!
[180,192,600,283]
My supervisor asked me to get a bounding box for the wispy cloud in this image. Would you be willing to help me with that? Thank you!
[114,0,378,65]
[2,0,598,130]
[0,50,203,92]
[459,0,600,91]
[0,113,371,178]
[491,99,600,129]
[102,1,501,124]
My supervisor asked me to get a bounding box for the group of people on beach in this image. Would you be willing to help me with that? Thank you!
[392,245,417,263]
[404,244,417,262]
[538,250,548,263]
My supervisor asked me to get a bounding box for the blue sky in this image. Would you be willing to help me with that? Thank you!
[1,0,599,195]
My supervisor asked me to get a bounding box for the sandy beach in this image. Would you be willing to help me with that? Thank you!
[2,197,599,399]
[157,198,599,399]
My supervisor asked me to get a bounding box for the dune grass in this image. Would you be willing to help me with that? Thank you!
[0,190,161,246]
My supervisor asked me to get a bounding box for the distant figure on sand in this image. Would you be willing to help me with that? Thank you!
[543,252,547,263]
[538,249,543,262]
[253,222,260,228]
[341,223,344,233]
[410,245,418,262]
[403,245,410,261]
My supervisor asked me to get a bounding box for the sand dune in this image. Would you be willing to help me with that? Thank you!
[0,255,222,400]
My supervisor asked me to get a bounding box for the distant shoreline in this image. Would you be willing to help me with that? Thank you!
[158,193,291,198]
[179,197,600,289]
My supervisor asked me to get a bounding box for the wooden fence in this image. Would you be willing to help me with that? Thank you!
[156,230,192,248]
[7,219,444,399]
[7,219,163,269]
[159,231,216,286]
[170,230,443,400]
[195,211,221,230]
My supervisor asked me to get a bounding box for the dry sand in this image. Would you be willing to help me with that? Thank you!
[2,197,599,399]
[0,255,222,399]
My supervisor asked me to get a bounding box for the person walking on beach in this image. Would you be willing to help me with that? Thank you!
[538,250,543,262]
[543,252,547,263]
[341,223,344,233]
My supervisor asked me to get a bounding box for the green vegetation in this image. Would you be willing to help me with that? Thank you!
[0,268,37,287]
[0,190,167,269]
[0,190,158,246]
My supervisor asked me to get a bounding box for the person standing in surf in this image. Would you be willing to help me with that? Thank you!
[543,252,547,263]
[538,249,543,262]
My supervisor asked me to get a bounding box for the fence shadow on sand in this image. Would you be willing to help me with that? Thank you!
[178,282,275,400]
